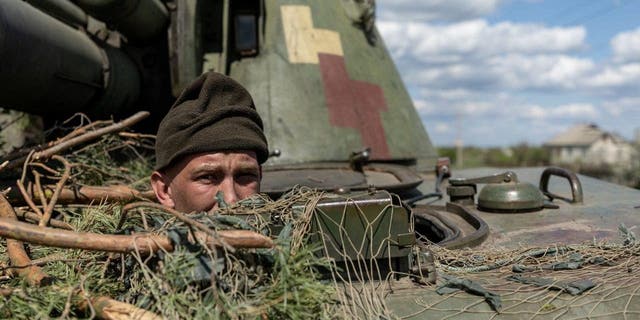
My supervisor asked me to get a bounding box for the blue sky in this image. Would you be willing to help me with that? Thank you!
[377,0,640,147]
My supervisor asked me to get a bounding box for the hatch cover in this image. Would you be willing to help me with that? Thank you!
[261,162,423,197]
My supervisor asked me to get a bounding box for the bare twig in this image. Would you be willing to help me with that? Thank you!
[5,111,150,170]
[79,276,96,319]
[19,150,34,184]
[83,295,162,320]
[16,180,43,217]
[116,203,151,231]
[118,202,236,252]
[119,132,156,140]
[0,288,13,297]
[0,195,51,286]
[0,217,274,254]
[28,162,59,176]
[0,217,170,254]
[39,155,71,227]
[15,208,72,230]
[59,283,78,319]
[119,202,205,234]
[0,255,89,271]
[74,163,132,183]
[16,151,44,218]
[100,253,119,279]
[32,171,49,212]
[7,184,156,206]
[60,119,112,143]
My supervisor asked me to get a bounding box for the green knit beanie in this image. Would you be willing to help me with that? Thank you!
[155,72,268,170]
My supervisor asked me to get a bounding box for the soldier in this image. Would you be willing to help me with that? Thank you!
[150,72,269,213]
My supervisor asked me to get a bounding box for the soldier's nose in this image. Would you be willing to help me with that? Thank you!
[219,179,238,205]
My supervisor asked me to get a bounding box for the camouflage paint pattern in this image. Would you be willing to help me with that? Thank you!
[229,0,437,168]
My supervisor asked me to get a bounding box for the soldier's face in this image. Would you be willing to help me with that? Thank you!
[151,151,261,213]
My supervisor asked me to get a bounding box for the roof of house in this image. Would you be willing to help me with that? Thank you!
[544,123,625,147]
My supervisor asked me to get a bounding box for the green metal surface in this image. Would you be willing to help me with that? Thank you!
[75,0,169,42]
[449,171,546,211]
[230,0,437,169]
[477,181,544,211]
[0,0,141,117]
[301,191,414,261]
[24,0,88,27]
[293,191,415,280]
[1,0,437,168]
[420,167,640,248]
[2,2,640,318]
[0,0,104,115]
[385,278,640,319]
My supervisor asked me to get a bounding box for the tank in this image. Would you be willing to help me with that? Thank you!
[1,1,639,319]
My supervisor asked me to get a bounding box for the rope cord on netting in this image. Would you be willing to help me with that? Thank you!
[404,226,640,319]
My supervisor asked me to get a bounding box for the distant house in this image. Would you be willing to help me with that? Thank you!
[544,124,637,168]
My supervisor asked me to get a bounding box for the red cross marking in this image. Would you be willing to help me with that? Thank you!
[318,53,391,159]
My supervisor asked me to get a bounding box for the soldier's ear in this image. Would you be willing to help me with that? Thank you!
[151,171,175,208]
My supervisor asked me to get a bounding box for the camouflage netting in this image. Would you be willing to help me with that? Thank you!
[397,227,640,319]
[1,114,640,319]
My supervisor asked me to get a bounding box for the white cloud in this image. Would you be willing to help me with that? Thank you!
[601,97,640,116]
[377,1,639,146]
[377,0,502,22]
[434,122,451,133]
[378,20,586,63]
[412,99,493,117]
[412,99,433,113]
[420,88,476,101]
[406,53,594,91]
[548,103,599,118]
[492,54,594,90]
[611,27,640,63]
[585,63,640,89]
[457,101,495,114]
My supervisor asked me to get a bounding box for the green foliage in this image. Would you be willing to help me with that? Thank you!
[1,207,120,320]
[0,129,363,319]
[66,134,154,189]
[1,201,339,319]
[437,143,550,168]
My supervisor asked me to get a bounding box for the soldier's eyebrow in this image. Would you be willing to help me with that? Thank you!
[191,163,224,175]
[191,162,259,175]
[234,163,260,175]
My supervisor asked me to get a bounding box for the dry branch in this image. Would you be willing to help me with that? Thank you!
[7,184,156,206]
[81,296,162,320]
[16,180,44,216]
[39,155,71,227]
[5,111,150,170]
[15,209,72,230]
[0,218,274,255]
[0,195,51,286]
[0,217,170,255]
[120,202,220,238]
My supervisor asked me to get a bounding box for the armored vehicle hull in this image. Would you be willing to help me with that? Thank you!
[1,1,639,319]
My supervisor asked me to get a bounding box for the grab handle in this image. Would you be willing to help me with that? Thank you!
[539,167,583,204]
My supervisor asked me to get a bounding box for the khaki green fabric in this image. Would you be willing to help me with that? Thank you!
[155,72,268,170]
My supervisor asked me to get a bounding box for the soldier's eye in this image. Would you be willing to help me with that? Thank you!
[197,174,219,183]
[236,172,259,184]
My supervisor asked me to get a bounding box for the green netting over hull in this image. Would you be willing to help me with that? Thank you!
[389,232,640,319]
